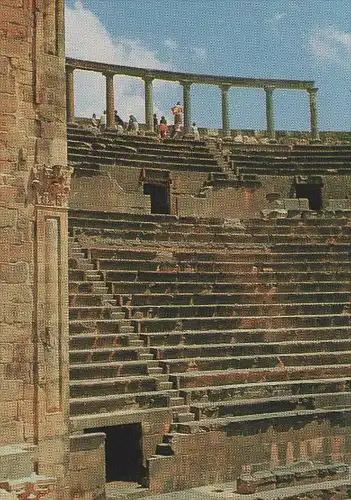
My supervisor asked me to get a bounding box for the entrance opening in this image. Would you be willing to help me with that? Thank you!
[87,424,143,483]
[295,183,323,210]
[143,183,170,214]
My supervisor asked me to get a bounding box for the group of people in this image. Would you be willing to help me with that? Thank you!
[89,102,201,141]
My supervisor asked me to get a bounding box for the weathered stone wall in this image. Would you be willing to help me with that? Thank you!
[148,418,350,493]
[69,433,106,500]
[0,0,69,497]
[70,176,151,213]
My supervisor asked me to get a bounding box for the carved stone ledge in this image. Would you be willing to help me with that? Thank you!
[30,164,73,207]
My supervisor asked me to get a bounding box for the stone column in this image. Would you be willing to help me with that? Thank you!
[105,72,115,129]
[144,76,154,133]
[307,87,320,142]
[181,81,192,135]
[221,84,231,137]
[66,66,75,124]
[264,86,276,141]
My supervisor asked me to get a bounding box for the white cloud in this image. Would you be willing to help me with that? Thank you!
[65,0,171,120]
[308,26,351,69]
[192,47,207,62]
[164,39,178,51]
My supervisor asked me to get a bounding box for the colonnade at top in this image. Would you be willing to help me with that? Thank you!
[65,57,320,141]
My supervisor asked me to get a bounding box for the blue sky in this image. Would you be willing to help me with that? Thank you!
[65,0,351,131]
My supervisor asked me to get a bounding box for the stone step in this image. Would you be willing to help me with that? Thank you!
[175,407,351,434]
[189,392,351,420]
[87,247,349,263]
[69,346,147,363]
[124,302,349,319]
[70,360,158,380]
[111,280,351,295]
[69,333,140,350]
[179,377,351,405]
[72,227,253,244]
[168,397,185,407]
[148,367,164,375]
[70,389,177,415]
[117,291,351,307]
[69,294,116,306]
[159,351,351,374]
[174,412,195,423]
[157,381,174,390]
[94,258,350,273]
[133,313,350,334]
[69,306,125,320]
[169,364,350,390]
[140,326,351,346]
[69,319,134,336]
[70,375,163,398]
[69,282,109,294]
[151,339,351,359]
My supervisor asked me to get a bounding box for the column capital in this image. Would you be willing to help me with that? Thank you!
[143,74,155,83]
[307,87,318,94]
[102,71,115,78]
[264,85,276,93]
[220,83,231,92]
[180,80,192,89]
[65,65,75,74]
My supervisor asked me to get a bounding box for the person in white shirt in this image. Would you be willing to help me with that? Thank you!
[191,122,200,140]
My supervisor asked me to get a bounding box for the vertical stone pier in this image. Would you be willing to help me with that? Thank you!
[144,76,154,132]
[105,72,115,129]
[221,84,231,137]
[0,1,70,498]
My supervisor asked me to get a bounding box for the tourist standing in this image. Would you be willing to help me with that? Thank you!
[171,101,183,138]
[153,113,159,133]
[191,122,200,140]
[159,116,168,139]
[128,114,139,134]
[99,110,106,131]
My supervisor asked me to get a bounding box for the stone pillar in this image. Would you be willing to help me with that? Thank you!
[307,87,320,142]
[144,76,154,132]
[66,66,75,124]
[221,84,231,137]
[264,86,276,141]
[105,72,115,129]
[181,81,192,135]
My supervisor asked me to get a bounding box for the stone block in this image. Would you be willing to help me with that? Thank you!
[0,422,24,446]
[283,198,300,211]
[326,199,347,210]
[0,402,18,424]
[0,444,36,481]
[0,380,23,402]
[0,262,29,283]
[0,344,13,363]
[298,198,310,210]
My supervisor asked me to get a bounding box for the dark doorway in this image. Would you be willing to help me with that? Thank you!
[87,424,143,483]
[143,183,170,214]
[295,183,323,210]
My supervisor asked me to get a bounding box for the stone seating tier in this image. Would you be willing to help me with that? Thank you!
[68,211,350,467]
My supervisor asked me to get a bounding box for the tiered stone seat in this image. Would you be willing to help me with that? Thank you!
[68,209,350,490]
[67,126,222,175]
[227,143,351,176]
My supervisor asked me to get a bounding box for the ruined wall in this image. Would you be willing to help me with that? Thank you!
[148,417,350,493]
[0,0,70,497]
